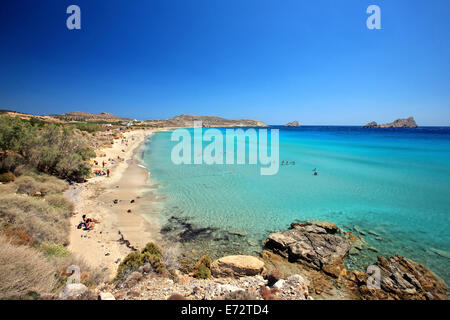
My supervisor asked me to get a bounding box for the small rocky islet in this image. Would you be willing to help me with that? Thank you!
[363,117,419,128]
[59,221,448,300]
[284,120,300,127]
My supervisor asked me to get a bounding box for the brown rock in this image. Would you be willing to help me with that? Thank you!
[211,255,266,278]
[284,121,300,127]
[266,269,284,287]
[356,255,448,300]
[264,222,350,278]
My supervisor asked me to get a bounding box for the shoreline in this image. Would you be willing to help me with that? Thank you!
[67,129,163,279]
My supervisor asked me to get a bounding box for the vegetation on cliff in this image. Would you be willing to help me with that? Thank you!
[0,116,96,179]
[0,173,105,299]
[0,116,105,299]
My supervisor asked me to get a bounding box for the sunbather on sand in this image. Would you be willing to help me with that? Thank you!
[77,214,100,230]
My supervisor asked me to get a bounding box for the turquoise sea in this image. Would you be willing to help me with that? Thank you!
[142,126,450,284]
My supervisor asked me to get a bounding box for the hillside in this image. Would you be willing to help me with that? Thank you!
[145,114,267,128]
[50,112,130,122]
[0,110,64,123]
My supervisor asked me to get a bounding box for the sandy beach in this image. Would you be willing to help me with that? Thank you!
[67,129,163,279]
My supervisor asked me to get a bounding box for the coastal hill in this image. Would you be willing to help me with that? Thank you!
[148,114,267,128]
[0,110,64,123]
[363,117,418,128]
[0,110,130,123]
[50,112,131,122]
[2,110,265,127]
[284,120,300,127]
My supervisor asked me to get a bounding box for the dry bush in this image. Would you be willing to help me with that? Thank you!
[45,194,74,214]
[55,254,107,288]
[1,225,35,246]
[0,238,57,299]
[0,182,17,195]
[14,174,67,196]
[0,193,70,245]
[0,172,15,183]
[161,243,181,272]
[14,176,40,196]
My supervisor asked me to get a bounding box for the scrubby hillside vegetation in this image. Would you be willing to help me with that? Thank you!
[0,116,104,299]
[0,116,96,180]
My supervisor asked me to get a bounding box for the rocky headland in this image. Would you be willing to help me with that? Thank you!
[363,117,418,128]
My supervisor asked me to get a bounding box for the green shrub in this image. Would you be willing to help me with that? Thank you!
[115,242,166,280]
[39,243,70,257]
[194,264,211,280]
[0,116,95,179]
[72,123,102,133]
[143,252,165,274]
[142,242,162,256]
[196,254,212,269]
[193,254,212,279]
[115,252,146,280]
[0,172,15,183]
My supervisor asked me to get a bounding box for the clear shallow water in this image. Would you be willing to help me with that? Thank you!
[143,126,450,283]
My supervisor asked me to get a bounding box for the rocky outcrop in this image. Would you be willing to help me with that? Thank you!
[264,222,351,277]
[211,255,266,278]
[284,121,300,127]
[347,255,448,300]
[363,117,418,128]
[291,221,339,234]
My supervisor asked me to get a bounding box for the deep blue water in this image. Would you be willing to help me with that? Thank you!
[142,126,450,283]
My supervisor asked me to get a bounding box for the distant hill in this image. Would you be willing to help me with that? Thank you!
[50,112,130,122]
[2,110,266,127]
[153,114,267,128]
[0,110,63,123]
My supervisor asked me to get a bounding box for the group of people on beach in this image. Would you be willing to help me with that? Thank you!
[90,156,117,177]
[281,160,296,165]
[94,169,110,177]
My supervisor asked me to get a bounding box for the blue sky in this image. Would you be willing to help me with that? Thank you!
[0,0,449,125]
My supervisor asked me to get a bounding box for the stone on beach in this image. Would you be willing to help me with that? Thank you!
[211,255,266,278]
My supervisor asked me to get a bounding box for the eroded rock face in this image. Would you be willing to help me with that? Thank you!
[348,255,448,300]
[363,117,418,128]
[264,222,351,278]
[284,121,300,127]
[211,255,266,278]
